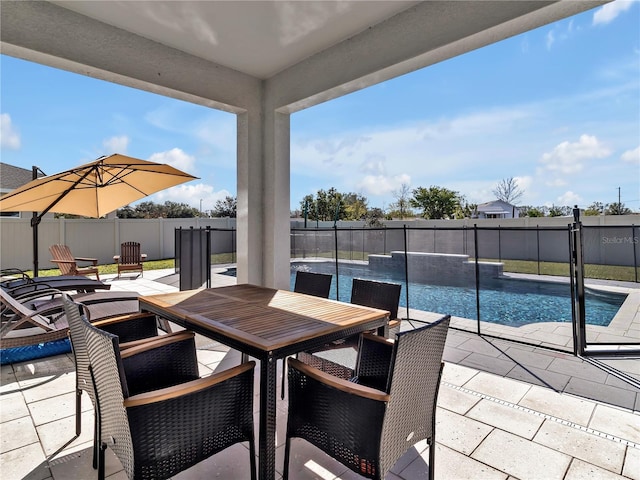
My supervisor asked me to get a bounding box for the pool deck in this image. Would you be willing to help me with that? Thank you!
[1,269,639,479]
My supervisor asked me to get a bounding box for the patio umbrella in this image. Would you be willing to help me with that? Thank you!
[0,153,198,275]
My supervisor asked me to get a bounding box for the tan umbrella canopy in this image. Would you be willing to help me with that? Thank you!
[0,153,198,274]
[0,153,197,217]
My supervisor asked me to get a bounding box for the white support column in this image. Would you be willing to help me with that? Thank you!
[262,110,291,290]
[236,109,264,286]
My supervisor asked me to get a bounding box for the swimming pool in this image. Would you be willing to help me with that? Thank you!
[222,262,627,328]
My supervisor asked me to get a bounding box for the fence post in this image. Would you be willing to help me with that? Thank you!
[403,225,410,319]
[633,225,638,283]
[536,226,541,275]
[206,226,211,288]
[474,224,481,335]
[334,226,340,301]
[571,208,586,356]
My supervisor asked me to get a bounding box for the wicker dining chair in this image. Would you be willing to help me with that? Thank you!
[64,295,197,468]
[293,271,332,298]
[285,315,450,480]
[274,270,334,397]
[63,295,257,480]
[297,278,401,373]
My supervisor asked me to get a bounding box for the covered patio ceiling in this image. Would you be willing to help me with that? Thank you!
[0,0,608,288]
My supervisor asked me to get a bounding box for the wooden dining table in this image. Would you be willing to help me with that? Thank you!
[138,284,390,480]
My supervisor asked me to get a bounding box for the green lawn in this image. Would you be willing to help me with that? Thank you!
[25,254,637,283]
[484,259,638,282]
[27,258,176,278]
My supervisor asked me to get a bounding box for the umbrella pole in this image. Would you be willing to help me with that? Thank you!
[30,166,45,277]
[32,215,39,277]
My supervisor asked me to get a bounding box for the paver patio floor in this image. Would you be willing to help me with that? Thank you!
[1,269,638,479]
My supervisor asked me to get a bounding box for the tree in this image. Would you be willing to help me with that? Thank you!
[605,202,632,215]
[389,183,413,219]
[519,205,546,217]
[135,201,162,218]
[453,195,476,219]
[548,205,571,217]
[342,192,368,221]
[492,177,524,205]
[365,207,385,227]
[211,196,237,218]
[300,194,316,220]
[163,201,199,218]
[300,188,346,222]
[584,202,604,216]
[410,186,460,219]
[116,201,199,218]
[116,205,137,218]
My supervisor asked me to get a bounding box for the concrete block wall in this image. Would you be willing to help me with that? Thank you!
[369,251,503,287]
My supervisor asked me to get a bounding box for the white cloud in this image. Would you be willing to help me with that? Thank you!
[148,148,197,174]
[621,145,640,165]
[545,178,568,187]
[512,176,534,195]
[540,134,611,174]
[593,0,634,25]
[0,113,20,149]
[292,106,535,189]
[546,30,555,50]
[102,135,129,154]
[557,191,582,206]
[356,173,411,197]
[151,182,231,210]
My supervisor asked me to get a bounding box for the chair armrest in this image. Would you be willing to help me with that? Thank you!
[124,361,256,407]
[92,311,154,327]
[50,259,77,265]
[288,358,389,402]
[120,330,194,358]
[141,254,147,260]
[113,255,120,262]
[120,331,184,350]
[361,332,394,346]
[388,319,400,329]
[4,282,52,298]
[74,257,98,265]
[1,269,30,283]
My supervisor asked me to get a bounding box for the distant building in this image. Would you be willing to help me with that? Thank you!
[475,200,520,219]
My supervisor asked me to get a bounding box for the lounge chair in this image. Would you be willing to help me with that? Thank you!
[1,269,110,296]
[0,288,69,350]
[284,315,450,480]
[113,241,146,278]
[49,244,100,280]
[1,288,143,364]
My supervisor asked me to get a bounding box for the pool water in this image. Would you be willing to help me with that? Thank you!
[222,262,627,328]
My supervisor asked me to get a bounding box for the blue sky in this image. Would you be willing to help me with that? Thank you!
[1,1,639,214]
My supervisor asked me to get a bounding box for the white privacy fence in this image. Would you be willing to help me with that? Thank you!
[0,217,236,271]
[1,214,637,272]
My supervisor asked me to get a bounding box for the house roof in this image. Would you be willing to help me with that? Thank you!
[0,163,39,192]
[477,200,518,213]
